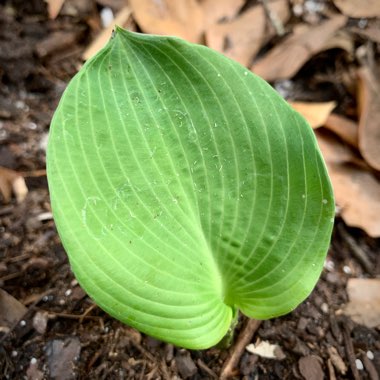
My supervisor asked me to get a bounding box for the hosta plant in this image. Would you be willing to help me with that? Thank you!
[47,27,334,349]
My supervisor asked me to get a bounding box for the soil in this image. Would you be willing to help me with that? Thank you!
[0,1,379,379]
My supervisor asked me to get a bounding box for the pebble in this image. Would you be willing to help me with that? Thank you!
[45,337,81,380]
[324,259,335,271]
[298,355,324,380]
[355,359,364,370]
[367,351,374,360]
[33,311,49,334]
[321,303,329,314]
[343,265,352,274]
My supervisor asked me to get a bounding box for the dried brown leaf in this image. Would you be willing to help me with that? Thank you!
[357,66,380,171]
[322,30,354,55]
[206,0,289,67]
[333,0,380,18]
[315,130,357,165]
[315,130,380,236]
[45,0,66,19]
[343,278,380,328]
[324,113,358,148]
[0,166,28,204]
[129,0,204,43]
[82,6,132,61]
[289,101,336,129]
[206,6,266,66]
[199,0,244,26]
[329,164,380,237]
[251,15,347,81]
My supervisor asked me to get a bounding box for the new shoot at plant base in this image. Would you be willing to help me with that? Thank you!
[47,27,334,349]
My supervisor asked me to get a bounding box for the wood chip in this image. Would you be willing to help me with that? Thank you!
[251,15,347,81]
[128,0,204,43]
[357,66,380,171]
[0,289,27,329]
[289,101,336,129]
[175,351,197,379]
[298,355,324,380]
[333,0,380,18]
[246,340,286,360]
[343,278,380,328]
[32,311,49,334]
[327,346,347,375]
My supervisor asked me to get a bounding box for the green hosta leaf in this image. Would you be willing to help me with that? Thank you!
[47,28,334,349]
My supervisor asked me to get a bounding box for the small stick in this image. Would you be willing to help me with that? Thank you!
[338,224,373,274]
[327,359,337,380]
[46,311,101,321]
[20,169,47,177]
[342,324,361,380]
[220,318,261,379]
[361,352,379,380]
[126,334,171,380]
[79,303,97,323]
[197,358,218,379]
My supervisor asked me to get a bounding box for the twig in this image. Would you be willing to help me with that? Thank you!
[138,361,147,380]
[327,359,337,380]
[20,169,46,177]
[45,310,101,321]
[361,351,379,380]
[79,303,97,323]
[338,224,373,274]
[0,271,23,282]
[197,358,218,379]
[220,318,261,379]
[125,333,171,380]
[342,323,361,380]
[260,0,285,36]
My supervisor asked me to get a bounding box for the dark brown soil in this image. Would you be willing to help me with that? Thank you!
[0,1,379,379]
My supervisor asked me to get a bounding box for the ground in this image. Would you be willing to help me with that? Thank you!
[0,1,380,379]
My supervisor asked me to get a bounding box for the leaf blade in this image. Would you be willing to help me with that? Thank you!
[47,29,334,348]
